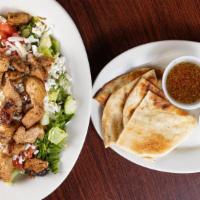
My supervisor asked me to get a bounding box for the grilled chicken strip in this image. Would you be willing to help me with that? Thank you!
[0,55,9,73]
[0,124,16,144]
[7,12,31,26]
[22,105,44,128]
[24,158,48,176]
[10,57,29,73]
[14,124,44,144]
[24,76,46,106]
[2,78,22,113]
[0,154,14,182]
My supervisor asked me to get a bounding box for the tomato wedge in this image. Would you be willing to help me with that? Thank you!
[0,30,8,40]
[0,23,15,35]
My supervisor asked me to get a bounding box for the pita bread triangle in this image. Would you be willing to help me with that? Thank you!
[94,67,150,105]
[117,91,197,159]
[123,71,164,126]
[101,69,157,147]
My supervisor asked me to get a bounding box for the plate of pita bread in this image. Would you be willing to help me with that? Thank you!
[91,40,200,173]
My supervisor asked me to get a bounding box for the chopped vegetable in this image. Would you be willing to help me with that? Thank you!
[57,87,68,103]
[10,169,23,183]
[48,127,67,145]
[48,88,60,102]
[0,23,15,35]
[20,24,32,38]
[50,109,72,128]
[58,73,70,92]
[0,30,7,40]
[64,96,76,115]
[39,32,60,57]
[36,132,66,173]
[51,36,60,55]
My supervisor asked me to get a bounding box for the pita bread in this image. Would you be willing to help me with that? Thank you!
[102,79,139,147]
[94,67,149,105]
[117,91,197,159]
[123,71,164,126]
[101,69,158,147]
[142,69,157,85]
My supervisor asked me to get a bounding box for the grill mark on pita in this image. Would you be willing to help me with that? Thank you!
[151,93,189,116]
[132,134,171,154]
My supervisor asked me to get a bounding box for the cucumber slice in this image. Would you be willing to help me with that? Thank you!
[64,96,76,115]
[48,127,67,145]
[40,32,52,48]
[38,32,52,57]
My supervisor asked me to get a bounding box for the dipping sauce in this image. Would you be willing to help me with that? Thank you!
[166,62,200,104]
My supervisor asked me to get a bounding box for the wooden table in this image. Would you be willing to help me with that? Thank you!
[46,0,200,199]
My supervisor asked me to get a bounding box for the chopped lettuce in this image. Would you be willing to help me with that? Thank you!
[50,109,73,128]
[38,33,60,57]
[57,87,68,103]
[58,73,70,92]
[51,36,60,56]
[36,129,66,173]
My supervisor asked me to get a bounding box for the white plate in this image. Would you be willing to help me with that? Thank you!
[91,40,200,174]
[0,1,92,199]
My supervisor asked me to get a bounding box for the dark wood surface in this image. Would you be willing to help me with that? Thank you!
[45,0,200,199]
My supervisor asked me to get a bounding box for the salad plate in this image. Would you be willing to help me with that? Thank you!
[91,40,200,174]
[0,0,91,199]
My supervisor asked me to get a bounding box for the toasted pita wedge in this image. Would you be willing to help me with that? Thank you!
[101,69,158,147]
[117,91,197,159]
[102,78,139,147]
[94,67,150,105]
[123,72,164,126]
[142,69,157,85]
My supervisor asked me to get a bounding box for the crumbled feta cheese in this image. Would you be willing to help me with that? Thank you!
[34,150,39,155]
[25,143,31,150]
[14,41,28,58]
[31,145,36,150]
[50,57,67,79]
[44,96,61,113]
[12,155,18,161]
[45,78,56,91]
[8,37,25,43]
[32,45,41,57]
[0,16,7,23]
[32,21,47,37]
[18,155,25,164]
[5,41,28,59]
[27,35,39,43]
[5,41,17,52]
